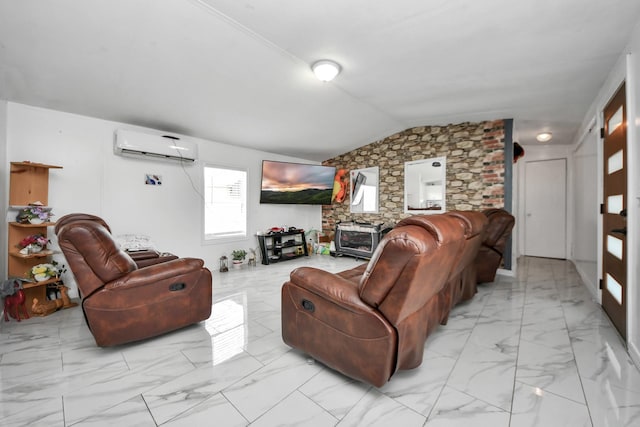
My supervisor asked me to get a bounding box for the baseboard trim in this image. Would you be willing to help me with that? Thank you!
[572,260,601,303]
[629,341,640,371]
[496,268,515,277]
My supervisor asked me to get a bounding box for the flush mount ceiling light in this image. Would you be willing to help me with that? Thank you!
[536,132,553,142]
[311,60,341,82]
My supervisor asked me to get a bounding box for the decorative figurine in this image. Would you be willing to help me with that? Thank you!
[31,284,77,317]
[2,279,29,322]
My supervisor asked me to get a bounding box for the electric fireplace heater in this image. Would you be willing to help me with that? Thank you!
[334,222,383,259]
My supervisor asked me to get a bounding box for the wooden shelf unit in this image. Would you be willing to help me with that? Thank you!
[257,230,308,265]
[10,162,62,206]
[7,162,63,316]
[8,220,57,274]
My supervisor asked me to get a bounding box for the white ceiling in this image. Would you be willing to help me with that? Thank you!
[1,0,640,161]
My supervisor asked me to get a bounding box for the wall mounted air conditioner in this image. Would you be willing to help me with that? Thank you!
[114,129,198,163]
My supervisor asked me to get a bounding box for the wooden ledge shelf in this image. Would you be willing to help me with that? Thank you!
[10,161,63,169]
[9,249,54,259]
[9,221,56,228]
[21,277,62,289]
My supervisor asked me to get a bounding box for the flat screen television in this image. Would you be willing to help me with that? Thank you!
[260,160,336,205]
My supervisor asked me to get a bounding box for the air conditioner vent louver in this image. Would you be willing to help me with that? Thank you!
[114,129,198,163]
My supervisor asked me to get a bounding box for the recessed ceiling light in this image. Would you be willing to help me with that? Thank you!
[536,132,553,142]
[311,60,341,82]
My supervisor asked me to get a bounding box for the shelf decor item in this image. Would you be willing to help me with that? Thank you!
[28,262,62,282]
[16,204,54,224]
[17,233,49,255]
[1,278,30,322]
[31,285,78,317]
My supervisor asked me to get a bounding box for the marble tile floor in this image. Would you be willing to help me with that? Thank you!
[1,255,639,426]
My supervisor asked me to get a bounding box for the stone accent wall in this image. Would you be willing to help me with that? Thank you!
[322,120,505,235]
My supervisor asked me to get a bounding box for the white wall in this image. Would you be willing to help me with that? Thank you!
[5,103,324,297]
[571,121,599,296]
[0,100,7,280]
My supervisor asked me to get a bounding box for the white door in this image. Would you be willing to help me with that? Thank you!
[524,158,567,259]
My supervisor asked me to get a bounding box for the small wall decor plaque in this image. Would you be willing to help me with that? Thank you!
[145,174,162,185]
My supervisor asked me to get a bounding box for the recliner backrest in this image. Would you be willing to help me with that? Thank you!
[444,210,488,277]
[57,220,137,298]
[359,214,464,326]
[483,208,515,253]
[54,213,111,235]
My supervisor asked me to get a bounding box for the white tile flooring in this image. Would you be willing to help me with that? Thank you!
[1,255,640,426]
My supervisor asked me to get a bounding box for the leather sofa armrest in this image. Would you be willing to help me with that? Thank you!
[126,250,179,268]
[134,254,179,268]
[127,249,161,261]
[105,258,206,290]
[289,267,372,311]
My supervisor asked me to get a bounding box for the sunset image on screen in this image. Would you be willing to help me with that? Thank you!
[260,161,336,204]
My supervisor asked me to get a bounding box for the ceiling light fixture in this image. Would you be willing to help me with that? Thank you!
[536,132,553,142]
[311,60,341,82]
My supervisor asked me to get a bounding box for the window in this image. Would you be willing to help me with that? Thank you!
[204,165,247,240]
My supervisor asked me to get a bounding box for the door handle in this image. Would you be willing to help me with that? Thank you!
[619,209,627,218]
[611,228,627,236]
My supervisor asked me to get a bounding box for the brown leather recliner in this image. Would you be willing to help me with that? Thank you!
[281,214,464,387]
[475,208,515,283]
[56,215,212,347]
[54,213,179,268]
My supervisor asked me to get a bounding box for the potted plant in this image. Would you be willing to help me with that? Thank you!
[28,261,64,282]
[16,233,50,255]
[16,204,54,224]
[231,249,247,268]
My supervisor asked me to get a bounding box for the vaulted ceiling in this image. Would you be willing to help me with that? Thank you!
[2,0,640,161]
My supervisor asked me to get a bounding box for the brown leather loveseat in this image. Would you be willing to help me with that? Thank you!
[281,214,465,387]
[56,214,212,347]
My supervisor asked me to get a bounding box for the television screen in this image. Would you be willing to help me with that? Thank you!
[260,160,336,205]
